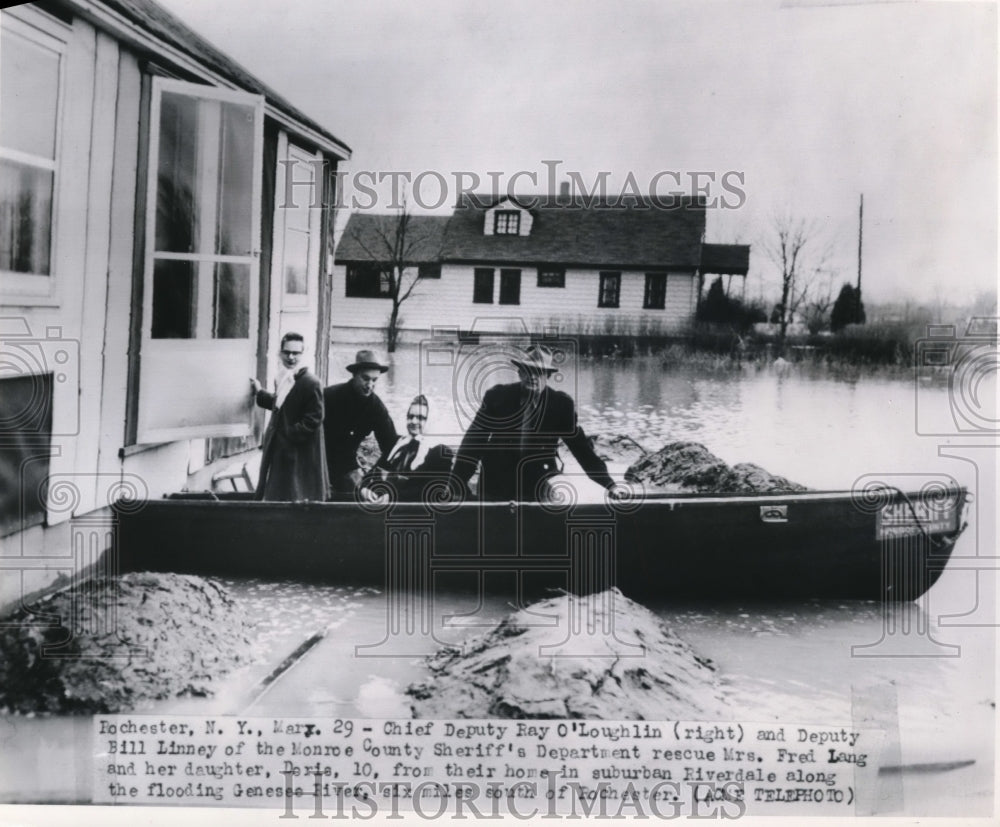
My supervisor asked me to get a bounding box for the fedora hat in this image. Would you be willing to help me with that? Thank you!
[510,344,559,374]
[346,349,389,373]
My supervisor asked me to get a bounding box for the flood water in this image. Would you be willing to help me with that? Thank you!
[1,347,995,816]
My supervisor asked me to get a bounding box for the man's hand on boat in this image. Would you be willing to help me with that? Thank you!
[358,485,388,505]
[606,481,632,503]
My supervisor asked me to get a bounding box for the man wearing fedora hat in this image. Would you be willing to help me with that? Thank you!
[454,344,617,502]
[323,349,398,495]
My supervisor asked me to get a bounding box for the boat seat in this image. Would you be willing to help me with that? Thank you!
[212,462,254,493]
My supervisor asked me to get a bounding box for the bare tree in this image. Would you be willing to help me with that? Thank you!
[802,268,837,334]
[760,214,833,350]
[341,197,442,352]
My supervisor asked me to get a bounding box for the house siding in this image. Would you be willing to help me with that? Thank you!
[330,263,697,342]
[0,3,344,613]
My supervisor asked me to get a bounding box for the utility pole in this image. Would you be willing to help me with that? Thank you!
[857,194,863,300]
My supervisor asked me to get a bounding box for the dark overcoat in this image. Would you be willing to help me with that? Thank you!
[454,382,614,501]
[322,380,397,481]
[364,440,456,501]
[255,368,328,501]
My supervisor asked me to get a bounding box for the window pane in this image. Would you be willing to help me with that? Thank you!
[0,159,53,275]
[494,210,520,235]
[214,262,250,338]
[282,155,314,232]
[644,273,666,309]
[216,102,255,255]
[283,229,309,295]
[0,374,53,537]
[0,30,60,160]
[156,92,201,253]
[152,259,197,338]
[499,268,521,305]
[473,268,494,303]
[599,272,620,308]
[538,267,564,287]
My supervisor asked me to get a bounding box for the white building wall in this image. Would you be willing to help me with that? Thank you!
[330,263,698,342]
[1,7,334,612]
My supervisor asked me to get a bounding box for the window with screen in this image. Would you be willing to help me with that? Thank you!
[643,273,667,309]
[598,271,621,308]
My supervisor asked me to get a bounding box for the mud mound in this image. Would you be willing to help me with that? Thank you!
[625,441,808,493]
[590,434,651,467]
[0,572,252,714]
[407,589,725,719]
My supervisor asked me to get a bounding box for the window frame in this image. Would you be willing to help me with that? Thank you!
[345,263,393,299]
[0,10,68,301]
[643,272,667,310]
[498,268,521,305]
[473,267,495,304]
[276,142,322,309]
[493,210,521,235]
[598,271,621,308]
[135,76,264,444]
[537,266,565,288]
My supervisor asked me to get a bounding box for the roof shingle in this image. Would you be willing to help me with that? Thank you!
[441,194,706,269]
[701,243,750,275]
[335,195,749,272]
[336,214,451,264]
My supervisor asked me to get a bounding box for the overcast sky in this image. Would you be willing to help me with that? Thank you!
[158,0,997,306]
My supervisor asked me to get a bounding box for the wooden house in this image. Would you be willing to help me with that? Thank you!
[0,0,349,611]
[332,193,749,343]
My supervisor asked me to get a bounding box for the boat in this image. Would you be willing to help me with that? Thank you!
[112,483,968,601]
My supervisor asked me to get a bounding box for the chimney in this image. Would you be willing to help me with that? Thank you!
[559,180,570,199]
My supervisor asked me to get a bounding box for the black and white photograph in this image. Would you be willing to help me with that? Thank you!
[0,0,996,824]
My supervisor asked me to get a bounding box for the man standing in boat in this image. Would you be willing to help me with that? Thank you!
[250,332,328,501]
[323,350,398,496]
[453,344,619,502]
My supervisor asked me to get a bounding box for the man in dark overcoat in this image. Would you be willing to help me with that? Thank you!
[251,332,327,501]
[453,345,617,502]
[323,349,398,494]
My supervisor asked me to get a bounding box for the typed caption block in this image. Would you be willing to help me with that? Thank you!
[94,716,881,816]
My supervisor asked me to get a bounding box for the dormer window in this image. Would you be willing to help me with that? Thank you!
[494,210,520,235]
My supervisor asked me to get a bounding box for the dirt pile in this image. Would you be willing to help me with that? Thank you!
[590,434,651,467]
[407,589,726,719]
[625,441,808,494]
[0,572,252,714]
